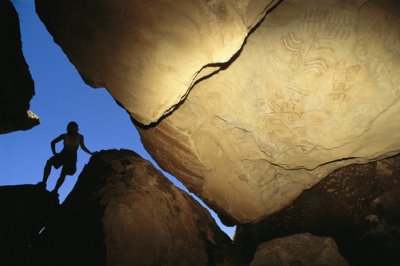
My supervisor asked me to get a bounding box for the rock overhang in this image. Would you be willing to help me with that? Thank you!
[34,0,400,224]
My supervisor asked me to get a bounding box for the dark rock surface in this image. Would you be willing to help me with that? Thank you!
[235,155,400,265]
[0,1,39,134]
[34,149,244,265]
[0,184,59,265]
[250,233,348,266]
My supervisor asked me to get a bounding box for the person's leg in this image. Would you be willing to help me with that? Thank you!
[52,171,67,193]
[39,158,54,188]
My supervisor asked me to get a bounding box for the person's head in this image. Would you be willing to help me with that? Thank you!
[67,121,79,133]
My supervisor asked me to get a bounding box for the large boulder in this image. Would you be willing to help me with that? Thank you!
[250,233,348,266]
[234,154,400,265]
[0,1,39,134]
[138,0,400,223]
[34,150,244,265]
[35,0,400,224]
[35,0,279,125]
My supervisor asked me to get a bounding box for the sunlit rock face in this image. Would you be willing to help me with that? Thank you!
[250,233,348,266]
[36,0,400,224]
[35,150,244,265]
[35,0,279,125]
[139,0,400,223]
[0,1,39,134]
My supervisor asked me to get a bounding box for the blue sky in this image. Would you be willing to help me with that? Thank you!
[1,0,235,238]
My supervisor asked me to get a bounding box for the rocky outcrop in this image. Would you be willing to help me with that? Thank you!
[0,185,59,265]
[35,0,279,125]
[235,154,400,265]
[0,1,39,134]
[250,233,348,266]
[138,0,400,223]
[35,0,400,224]
[34,150,244,265]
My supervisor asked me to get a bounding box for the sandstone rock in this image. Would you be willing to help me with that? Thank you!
[0,1,39,134]
[36,0,400,225]
[0,184,59,265]
[35,150,244,265]
[234,154,400,265]
[250,233,348,266]
[35,0,279,125]
[139,0,400,223]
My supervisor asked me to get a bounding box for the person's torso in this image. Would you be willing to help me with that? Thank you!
[63,133,80,151]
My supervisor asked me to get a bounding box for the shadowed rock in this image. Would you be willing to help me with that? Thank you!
[235,154,400,265]
[0,1,39,134]
[250,233,348,266]
[34,150,244,265]
[0,184,59,265]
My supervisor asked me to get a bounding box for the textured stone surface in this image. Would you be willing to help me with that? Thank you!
[35,150,244,265]
[35,0,400,224]
[35,0,279,125]
[139,0,400,223]
[235,154,400,265]
[0,1,39,134]
[250,233,348,266]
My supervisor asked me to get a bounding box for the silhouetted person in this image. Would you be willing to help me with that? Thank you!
[38,121,93,194]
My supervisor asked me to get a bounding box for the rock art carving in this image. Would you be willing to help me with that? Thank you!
[139,0,400,223]
[36,0,400,223]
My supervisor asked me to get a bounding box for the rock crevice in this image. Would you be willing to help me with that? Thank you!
[35,0,280,125]
[34,150,244,265]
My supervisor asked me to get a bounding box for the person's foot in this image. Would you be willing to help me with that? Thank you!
[36,181,46,189]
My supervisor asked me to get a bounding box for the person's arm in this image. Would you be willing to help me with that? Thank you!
[79,134,93,155]
[51,134,65,155]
